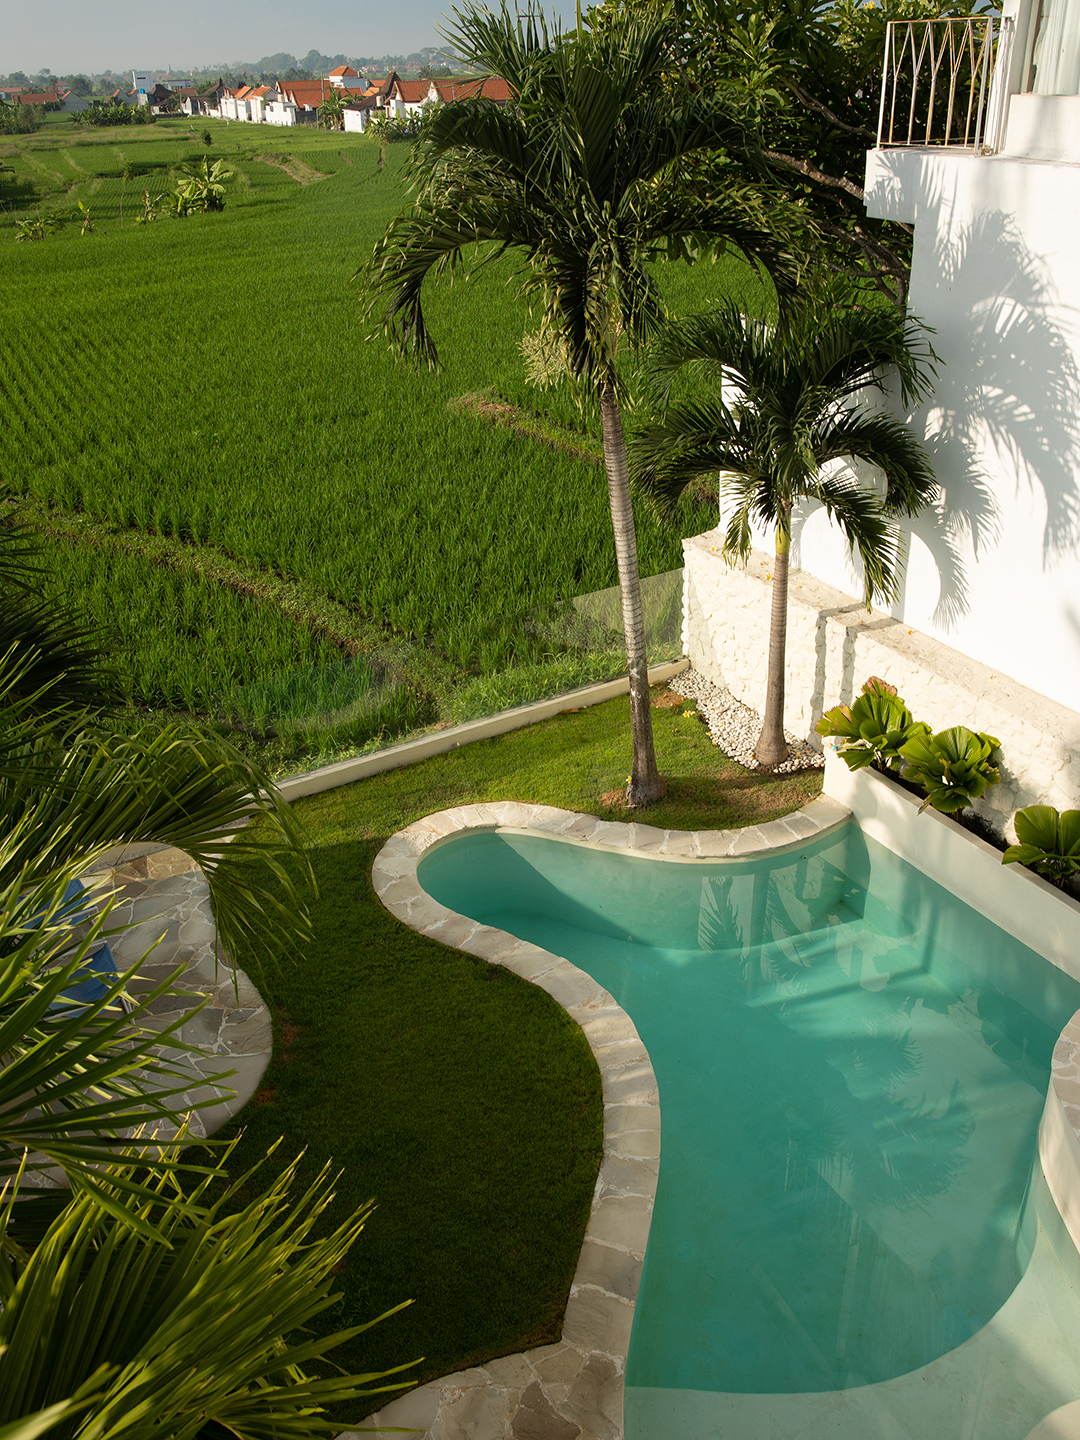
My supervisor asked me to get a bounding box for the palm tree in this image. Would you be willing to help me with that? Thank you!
[318,86,349,130]
[631,297,937,767]
[368,2,799,806]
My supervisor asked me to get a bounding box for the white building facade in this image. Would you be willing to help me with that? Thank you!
[683,0,1080,824]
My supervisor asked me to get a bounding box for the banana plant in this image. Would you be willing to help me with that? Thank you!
[0,1147,418,1437]
[815,677,928,772]
[898,725,1001,814]
[1003,805,1080,882]
[172,157,232,215]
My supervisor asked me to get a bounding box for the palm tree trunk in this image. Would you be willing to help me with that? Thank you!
[599,382,666,807]
[755,505,792,768]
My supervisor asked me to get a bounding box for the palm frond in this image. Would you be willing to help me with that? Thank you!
[814,411,938,516]
[0,723,312,974]
[631,397,749,514]
[0,865,233,1222]
[809,470,905,605]
[441,1,555,93]
[0,1150,419,1438]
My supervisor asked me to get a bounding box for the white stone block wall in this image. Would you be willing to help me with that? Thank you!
[683,530,1080,837]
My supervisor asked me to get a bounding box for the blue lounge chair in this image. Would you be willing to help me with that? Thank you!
[31,878,127,1015]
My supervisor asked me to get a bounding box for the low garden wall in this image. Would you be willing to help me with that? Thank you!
[684,533,1080,836]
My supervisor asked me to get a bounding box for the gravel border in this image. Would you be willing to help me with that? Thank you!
[669,669,825,774]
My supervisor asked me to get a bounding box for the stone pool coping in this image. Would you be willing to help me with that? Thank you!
[362,792,851,1440]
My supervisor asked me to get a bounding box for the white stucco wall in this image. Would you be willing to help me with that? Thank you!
[683,532,1080,834]
[792,142,1080,719]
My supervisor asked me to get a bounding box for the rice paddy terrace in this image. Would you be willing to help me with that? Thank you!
[0,116,768,761]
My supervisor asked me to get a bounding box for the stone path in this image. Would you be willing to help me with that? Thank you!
[80,845,273,1139]
[361,794,850,1440]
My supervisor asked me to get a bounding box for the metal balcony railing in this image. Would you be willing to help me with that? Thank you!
[877,15,1015,153]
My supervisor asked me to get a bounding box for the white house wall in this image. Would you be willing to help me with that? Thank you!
[728,145,1080,717]
[838,144,1080,717]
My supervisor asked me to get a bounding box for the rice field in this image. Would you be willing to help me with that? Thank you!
[41,536,349,713]
[1,117,772,755]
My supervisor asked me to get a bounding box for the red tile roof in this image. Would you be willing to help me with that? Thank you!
[280,81,368,106]
[329,66,359,77]
[392,80,435,104]
[15,92,60,105]
[436,76,512,103]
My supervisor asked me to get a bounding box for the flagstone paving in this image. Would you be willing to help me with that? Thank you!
[82,845,273,1138]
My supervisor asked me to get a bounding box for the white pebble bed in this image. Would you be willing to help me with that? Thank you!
[669,669,825,774]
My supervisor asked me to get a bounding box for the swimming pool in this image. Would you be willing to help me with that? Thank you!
[418,819,1080,1427]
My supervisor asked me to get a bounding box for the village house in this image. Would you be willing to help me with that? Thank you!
[203,66,507,130]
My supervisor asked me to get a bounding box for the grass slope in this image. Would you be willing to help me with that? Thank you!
[219,692,822,1411]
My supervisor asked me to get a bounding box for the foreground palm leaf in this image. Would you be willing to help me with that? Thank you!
[632,297,937,765]
[368,2,799,805]
[0,1386,111,1440]
[0,525,116,722]
[0,861,233,1221]
[0,718,311,976]
[0,1147,418,1439]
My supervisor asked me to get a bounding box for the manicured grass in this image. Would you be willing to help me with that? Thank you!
[218,691,822,1412]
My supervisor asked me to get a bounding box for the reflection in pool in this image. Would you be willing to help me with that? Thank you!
[418,822,1080,1405]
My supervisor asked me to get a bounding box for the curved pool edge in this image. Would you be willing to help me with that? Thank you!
[362,794,851,1440]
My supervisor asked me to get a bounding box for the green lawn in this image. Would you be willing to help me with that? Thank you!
[218,690,822,1413]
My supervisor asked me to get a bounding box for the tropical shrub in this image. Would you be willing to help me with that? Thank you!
[0,103,41,136]
[172,157,232,215]
[366,108,434,142]
[898,725,1001,814]
[815,677,929,773]
[1003,805,1080,883]
[134,188,166,224]
[71,102,153,128]
[0,1148,417,1435]
[13,215,62,243]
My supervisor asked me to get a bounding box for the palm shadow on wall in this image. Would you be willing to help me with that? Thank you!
[909,205,1080,623]
[790,204,1080,634]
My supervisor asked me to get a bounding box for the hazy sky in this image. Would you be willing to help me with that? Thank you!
[2,0,540,75]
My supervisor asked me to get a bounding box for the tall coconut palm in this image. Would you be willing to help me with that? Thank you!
[631,297,937,767]
[368,2,799,806]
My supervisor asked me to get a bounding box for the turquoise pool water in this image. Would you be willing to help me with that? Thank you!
[417,822,1080,1406]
